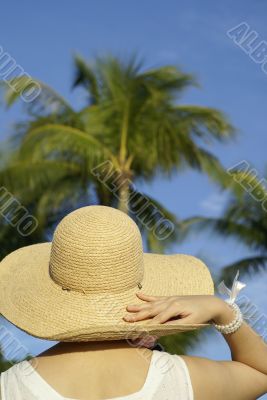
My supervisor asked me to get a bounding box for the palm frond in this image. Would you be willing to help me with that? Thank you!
[0,160,81,202]
[183,146,232,188]
[159,329,202,355]
[0,345,16,372]
[219,256,267,286]
[138,66,196,101]
[73,55,100,104]
[184,215,267,252]
[127,188,184,252]
[35,178,90,229]
[1,77,74,116]
[20,124,118,168]
[174,105,235,142]
[227,167,267,200]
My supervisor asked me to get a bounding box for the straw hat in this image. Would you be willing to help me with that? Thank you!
[0,205,214,341]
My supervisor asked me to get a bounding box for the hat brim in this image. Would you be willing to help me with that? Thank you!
[0,243,214,341]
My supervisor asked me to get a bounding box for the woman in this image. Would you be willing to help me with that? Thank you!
[0,205,266,399]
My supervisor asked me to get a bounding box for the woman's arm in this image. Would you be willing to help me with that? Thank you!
[183,301,267,400]
[124,293,267,400]
[215,300,267,374]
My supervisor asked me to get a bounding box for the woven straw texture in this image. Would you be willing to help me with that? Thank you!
[0,206,214,341]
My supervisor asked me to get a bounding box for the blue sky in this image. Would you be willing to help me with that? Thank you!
[1,0,267,395]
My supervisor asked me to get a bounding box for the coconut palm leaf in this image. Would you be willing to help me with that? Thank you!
[127,188,185,251]
[34,177,90,229]
[20,124,118,168]
[183,166,267,280]
[0,160,81,202]
[218,256,267,285]
[0,346,16,373]
[174,105,234,142]
[159,329,202,355]
[73,55,100,104]
[1,76,73,116]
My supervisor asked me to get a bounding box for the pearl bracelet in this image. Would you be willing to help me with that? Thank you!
[213,302,243,334]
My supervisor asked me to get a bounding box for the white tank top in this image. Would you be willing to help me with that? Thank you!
[0,350,194,399]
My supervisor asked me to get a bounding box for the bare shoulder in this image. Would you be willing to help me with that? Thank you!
[180,354,267,400]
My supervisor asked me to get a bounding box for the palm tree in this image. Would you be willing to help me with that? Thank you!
[0,55,234,253]
[0,54,235,356]
[186,168,267,284]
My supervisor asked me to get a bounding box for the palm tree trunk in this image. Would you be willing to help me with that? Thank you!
[118,102,130,214]
[118,177,130,214]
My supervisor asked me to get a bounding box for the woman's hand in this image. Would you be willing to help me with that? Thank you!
[123,292,231,325]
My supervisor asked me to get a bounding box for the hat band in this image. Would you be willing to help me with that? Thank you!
[49,266,144,295]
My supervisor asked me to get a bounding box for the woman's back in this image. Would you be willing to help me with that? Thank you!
[0,346,193,400]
